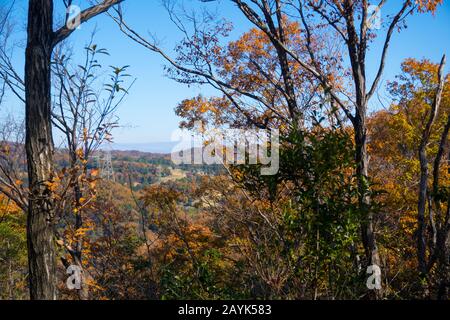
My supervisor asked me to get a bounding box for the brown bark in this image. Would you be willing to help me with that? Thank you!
[25,0,57,300]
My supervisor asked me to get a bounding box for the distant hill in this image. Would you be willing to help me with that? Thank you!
[1,140,223,191]
[92,149,223,190]
[111,142,178,154]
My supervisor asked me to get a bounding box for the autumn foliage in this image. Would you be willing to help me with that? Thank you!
[0,0,449,301]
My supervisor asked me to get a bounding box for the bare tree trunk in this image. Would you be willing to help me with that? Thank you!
[433,98,450,301]
[338,2,383,298]
[418,146,429,276]
[356,127,379,264]
[437,222,449,299]
[416,55,446,298]
[25,0,57,300]
[344,1,382,291]
[354,108,382,299]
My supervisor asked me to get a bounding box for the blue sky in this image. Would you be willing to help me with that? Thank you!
[2,0,450,147]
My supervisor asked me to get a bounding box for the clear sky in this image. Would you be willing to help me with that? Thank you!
[2,0,450,148]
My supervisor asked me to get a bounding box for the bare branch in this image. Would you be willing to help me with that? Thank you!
[52,0,124,47]
[367,0,412,100]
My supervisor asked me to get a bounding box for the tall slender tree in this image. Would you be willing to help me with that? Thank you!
[25,0,123,300]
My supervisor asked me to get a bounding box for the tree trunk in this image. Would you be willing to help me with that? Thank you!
[437,227,449,299]
[25,0,57,300]
[342,4,382,294]
[436,196,449,300]
[417,147,428,277]
[416,131,436,300]
[354,110,382,298]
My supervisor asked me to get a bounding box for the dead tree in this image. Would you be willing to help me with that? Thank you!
[417,55,448,298]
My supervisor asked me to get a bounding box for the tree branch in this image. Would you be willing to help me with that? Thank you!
[367,0,412,100]
[52,0,124,47]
